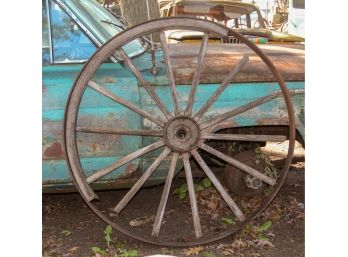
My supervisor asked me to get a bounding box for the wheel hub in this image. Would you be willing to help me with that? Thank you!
[163,116,200,152]
[245,174,263,190]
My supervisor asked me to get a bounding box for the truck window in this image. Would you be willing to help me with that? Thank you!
[49,0,96,63]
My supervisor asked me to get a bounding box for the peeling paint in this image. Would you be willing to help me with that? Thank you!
[44,142,65,158]
[143,118,162,130]
[256,117,290,126]
[125,163,139,177]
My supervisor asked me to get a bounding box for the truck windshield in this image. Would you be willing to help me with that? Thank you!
[63,0,146,57]
[73,0,125,36]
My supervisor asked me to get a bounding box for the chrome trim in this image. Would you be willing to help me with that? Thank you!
[46,0,53,64]
[289,89,305,95]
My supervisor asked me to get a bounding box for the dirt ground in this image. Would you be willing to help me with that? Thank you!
[43,142,304,257]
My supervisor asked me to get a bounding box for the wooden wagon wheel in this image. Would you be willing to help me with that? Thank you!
[64,17,296,246]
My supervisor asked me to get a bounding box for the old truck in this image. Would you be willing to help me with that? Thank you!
[159,0,304,44]
[43,0,304,246]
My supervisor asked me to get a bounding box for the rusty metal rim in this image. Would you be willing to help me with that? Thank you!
[63,17,296,247]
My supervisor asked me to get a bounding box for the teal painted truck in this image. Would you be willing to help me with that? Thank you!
[43,0,304,245]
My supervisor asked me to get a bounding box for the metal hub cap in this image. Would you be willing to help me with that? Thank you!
[245,174,263,190]
[163,116,200,152]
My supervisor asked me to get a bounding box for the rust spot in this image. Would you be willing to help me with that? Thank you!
[103,77,117,83]
[171,47,305,84]
[125,163,138,176]
[44,142,65,158]
[90,143,101,154]
[107,112,115,118]
[117,163,141,180]
[256,117,289,126]
[42,85,48,95]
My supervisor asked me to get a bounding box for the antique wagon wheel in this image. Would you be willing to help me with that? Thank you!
[64,17,296,246]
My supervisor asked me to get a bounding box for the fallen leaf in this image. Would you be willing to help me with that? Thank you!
[207,200,218,211]
[255,238,274,248]
[211,213,219,220]
[185,246,204,256]
[215,243,227,250]
[266,232,275,237]
[68,246,79,252]
[61,230,72,236]
[246,240,255,247]
[296,213,305,219]
[231,238,247,249]
[222,249,234,255]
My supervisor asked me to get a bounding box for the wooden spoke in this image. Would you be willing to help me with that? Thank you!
[201,133,287,142]
[183,153,202,238]
[159,30,180,115]
[200,91,283,130]
[199,143,276,186]
[191,149,246,221]
[116,49,173,120]
[86,141,164,184]
[194,55,249,121]
[185,33,209,116]
[152,152,179,237]
[113,147,171,214]
[88,80,164,127]
[76,127,163,137]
